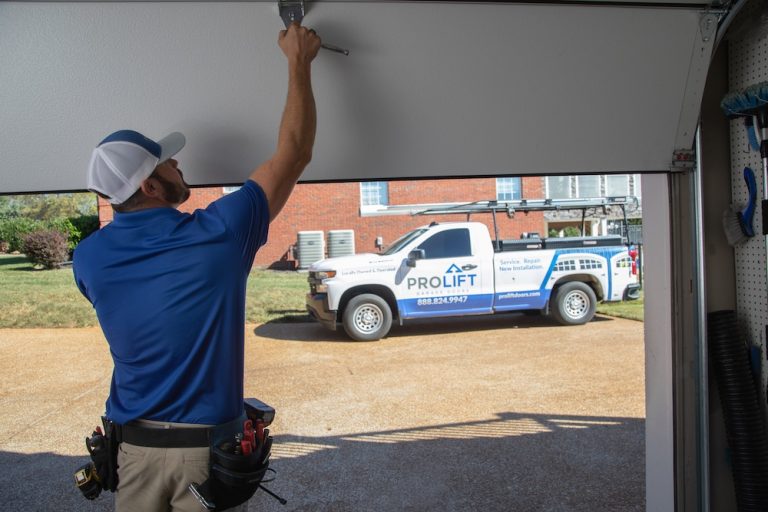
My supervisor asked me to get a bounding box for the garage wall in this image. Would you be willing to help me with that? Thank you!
[700,42,739,512]
[726,1,768,423]
[643,173,675,511]
[1,1,707,193]
[695,2,768,510]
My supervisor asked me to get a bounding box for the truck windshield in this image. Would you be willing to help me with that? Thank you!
[381,228,428,256]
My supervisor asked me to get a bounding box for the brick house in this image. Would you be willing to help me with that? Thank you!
[97,175,641,269]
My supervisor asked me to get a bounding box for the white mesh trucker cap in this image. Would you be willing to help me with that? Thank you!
[87,130,186,204]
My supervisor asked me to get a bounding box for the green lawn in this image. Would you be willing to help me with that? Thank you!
[0,255,97,327]
[0,254,309,328]
[597,291,644,321]
[0,253,642,328]
[245,268,310,324]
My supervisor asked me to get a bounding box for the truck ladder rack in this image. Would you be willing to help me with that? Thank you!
[409,196,638,216]
[363,196,639,246]
[362,196,638,217]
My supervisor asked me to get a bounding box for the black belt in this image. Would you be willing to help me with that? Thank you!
[118,423,212,448]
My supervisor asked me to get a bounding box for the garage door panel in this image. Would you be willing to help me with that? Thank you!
[1,2,707,192]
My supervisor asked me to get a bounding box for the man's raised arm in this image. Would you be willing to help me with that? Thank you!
[250,23,321,221]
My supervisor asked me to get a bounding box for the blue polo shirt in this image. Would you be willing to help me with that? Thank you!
[73,180,269,425]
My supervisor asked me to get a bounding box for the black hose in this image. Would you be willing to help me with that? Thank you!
[707,310,768,511]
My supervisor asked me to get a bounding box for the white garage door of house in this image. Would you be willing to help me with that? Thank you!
[1,0,717,193]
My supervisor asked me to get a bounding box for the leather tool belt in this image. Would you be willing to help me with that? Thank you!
[77,398,280,509]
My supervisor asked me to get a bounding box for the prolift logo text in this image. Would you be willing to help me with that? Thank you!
[406,263,478,290]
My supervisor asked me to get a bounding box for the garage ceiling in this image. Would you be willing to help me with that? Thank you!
[1,1,724,193]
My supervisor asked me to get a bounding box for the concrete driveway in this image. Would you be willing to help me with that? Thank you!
[0,313,644,511]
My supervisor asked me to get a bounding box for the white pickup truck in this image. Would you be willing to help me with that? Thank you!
[306,215,640,341]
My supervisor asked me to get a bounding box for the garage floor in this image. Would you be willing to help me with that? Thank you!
[0,314,644,511]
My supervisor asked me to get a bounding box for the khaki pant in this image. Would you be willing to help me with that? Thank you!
[115,420,248,512]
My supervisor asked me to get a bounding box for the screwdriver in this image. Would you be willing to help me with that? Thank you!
[320,43,349,56]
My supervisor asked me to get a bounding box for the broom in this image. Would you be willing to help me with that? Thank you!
[721,81,768,234]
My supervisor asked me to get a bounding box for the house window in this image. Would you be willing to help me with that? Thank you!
[360,181,388,208]
[546,174,637,200]
[606,175,629,197]
[546,176,571,199]
[496,177,522,201]
[576,175,600,198]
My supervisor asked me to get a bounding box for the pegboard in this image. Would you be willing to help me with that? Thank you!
[727,0,768,416]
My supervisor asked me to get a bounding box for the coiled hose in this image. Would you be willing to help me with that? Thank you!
[707,310,768,511]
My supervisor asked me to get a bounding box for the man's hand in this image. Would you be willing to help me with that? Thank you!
[278,23,321,65]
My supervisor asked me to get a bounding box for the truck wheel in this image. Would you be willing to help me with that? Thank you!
[551,282,596,325]
[342,294,393,341]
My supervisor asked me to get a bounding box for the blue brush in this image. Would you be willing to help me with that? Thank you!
[721,84,763,150]
[723,167,757,246]
[721,81,768,116]
[721,81,768,235]
[744,82,768,151]
[744,82,768,108]
[745,117,760,151]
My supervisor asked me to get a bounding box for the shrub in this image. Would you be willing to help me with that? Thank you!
[67,215,99,244]
[22,230,69,269]
[0,216,99,254]
[46,218,81,252]
[563,226,582,237]
[0,217,44,252]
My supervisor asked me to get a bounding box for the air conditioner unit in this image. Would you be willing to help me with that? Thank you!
[296,231,325,269]
[327,230,355,258]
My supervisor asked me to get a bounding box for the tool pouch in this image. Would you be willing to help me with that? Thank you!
[191,440,271,511]
[94,417,119,492]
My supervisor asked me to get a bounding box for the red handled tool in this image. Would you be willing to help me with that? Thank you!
[241,420,255,454]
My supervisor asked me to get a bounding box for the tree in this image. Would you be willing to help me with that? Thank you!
[0,196,23,218]
[563,226,581,237]
[0,193,97,220]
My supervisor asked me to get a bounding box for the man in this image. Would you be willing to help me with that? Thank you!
[73,23,321,511]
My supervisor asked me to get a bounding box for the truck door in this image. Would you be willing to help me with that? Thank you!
[397,227,494,319]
